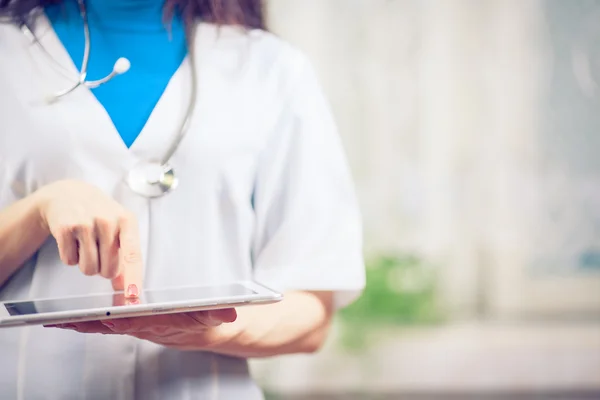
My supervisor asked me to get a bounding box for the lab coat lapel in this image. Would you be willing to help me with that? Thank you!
[127,54,193,162]
[31,14,201,171]
[129,23,217,164]
[29,14,134,173]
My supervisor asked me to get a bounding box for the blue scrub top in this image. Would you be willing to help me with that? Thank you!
[46,0,187,148]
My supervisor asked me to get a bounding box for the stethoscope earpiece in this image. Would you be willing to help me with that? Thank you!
[113,58,131,75]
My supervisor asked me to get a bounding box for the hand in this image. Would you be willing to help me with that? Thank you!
[35,179,142,297]
[49,309,238,351]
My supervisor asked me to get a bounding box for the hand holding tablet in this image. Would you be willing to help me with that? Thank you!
[46,306,240,351]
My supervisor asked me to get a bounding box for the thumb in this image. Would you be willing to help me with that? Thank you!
[208,308,238,323]
[111,274,124,292]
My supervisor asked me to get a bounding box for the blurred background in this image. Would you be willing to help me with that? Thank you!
[251,0,600,399]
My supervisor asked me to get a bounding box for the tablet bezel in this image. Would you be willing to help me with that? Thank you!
[0,281,283,328]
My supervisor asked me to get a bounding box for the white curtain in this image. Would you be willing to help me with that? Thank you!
[268,0,600,318]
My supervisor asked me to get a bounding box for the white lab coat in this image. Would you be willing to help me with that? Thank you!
[0,14,365,400]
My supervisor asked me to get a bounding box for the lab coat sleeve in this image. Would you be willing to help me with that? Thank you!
[251,53,366,310]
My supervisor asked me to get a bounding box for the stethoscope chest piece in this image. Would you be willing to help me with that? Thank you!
[126,161,179,198]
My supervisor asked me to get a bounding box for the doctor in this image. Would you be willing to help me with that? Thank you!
[0,0,365,399]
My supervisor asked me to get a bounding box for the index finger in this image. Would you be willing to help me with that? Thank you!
[117,213,143,298]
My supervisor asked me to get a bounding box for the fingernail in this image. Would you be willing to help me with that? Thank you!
[126,284,139,297]
[101,321,115,329]
[61,324,77,330]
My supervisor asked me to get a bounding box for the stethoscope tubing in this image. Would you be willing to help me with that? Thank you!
[18,0,198,198]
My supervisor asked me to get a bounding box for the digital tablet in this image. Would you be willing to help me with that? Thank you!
[0,281,283,328]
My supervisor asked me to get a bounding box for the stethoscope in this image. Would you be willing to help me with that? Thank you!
[20,0,198,198]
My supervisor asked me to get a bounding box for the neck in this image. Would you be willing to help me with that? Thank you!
[84,0,171,32]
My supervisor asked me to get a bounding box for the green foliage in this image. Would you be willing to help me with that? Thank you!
[336,254,443,351]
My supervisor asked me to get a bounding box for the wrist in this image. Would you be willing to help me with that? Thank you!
[30,186,52,235]
[202,318,249,354]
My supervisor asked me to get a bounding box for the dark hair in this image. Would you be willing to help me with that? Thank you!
[0,0,266,30]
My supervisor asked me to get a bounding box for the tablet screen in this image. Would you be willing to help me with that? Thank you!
[4,284,256,316]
